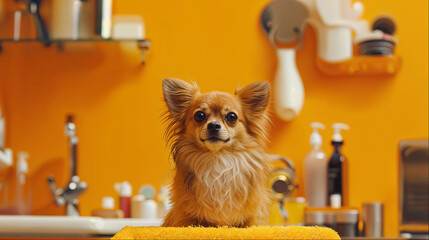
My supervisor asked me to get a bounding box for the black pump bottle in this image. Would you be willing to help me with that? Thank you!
[327,123,349,206]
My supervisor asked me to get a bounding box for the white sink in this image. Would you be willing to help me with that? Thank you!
[0,215,162,237]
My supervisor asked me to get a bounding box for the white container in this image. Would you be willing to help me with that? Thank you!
[112,15,145,39]
[303,122,327,207]
[131,192,158,219]
[142,199,158,219]
[131,195,144,218]
[100,0,112,38]
[302,0,369,62]
[92,197,124,218]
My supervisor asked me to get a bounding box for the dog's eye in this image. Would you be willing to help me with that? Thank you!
[194,111,206,122]
[226,112,238,124]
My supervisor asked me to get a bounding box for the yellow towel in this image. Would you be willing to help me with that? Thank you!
[112,226,340,239]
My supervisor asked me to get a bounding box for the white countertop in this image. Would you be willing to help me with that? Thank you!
[0,215,162,237]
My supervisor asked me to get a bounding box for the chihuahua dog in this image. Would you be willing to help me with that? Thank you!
[161,78,272,227]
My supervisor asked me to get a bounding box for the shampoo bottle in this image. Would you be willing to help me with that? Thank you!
[304,122,327,207]
[327,123,350,206]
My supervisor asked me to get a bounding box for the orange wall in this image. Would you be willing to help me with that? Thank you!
[0,0,428,237]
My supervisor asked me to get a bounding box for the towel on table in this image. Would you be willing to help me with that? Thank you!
[112,226,340,239]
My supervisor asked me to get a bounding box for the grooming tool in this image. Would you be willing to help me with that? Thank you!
[261,0,309,120]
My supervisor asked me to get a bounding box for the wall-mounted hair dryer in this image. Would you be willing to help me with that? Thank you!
[261,0,395,121]
[261,0,308,121]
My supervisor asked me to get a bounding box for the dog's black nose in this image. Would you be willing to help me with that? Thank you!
[207,121,221,133]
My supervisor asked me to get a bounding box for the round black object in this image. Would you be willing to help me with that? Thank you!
[272,180,288,194]
[372,17,396,35]
[358,39,395,55]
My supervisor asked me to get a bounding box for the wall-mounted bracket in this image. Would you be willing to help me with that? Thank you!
[138,40,151,64]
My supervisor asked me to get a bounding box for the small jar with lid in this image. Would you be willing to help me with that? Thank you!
[92,197,124,218]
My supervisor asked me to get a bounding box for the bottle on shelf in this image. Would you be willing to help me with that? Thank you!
[114,181,132,218]
[327,123,350,207]
[304,122,327,207]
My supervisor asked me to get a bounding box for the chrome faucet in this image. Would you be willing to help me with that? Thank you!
[48,115,87,216]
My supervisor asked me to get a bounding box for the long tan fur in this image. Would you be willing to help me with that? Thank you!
[162,78,272,227]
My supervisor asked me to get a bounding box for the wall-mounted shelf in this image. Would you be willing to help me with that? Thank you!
[0,38,151,63]
[316,55,401,76]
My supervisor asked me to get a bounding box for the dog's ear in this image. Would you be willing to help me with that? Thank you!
[236,81,270,115]
[236,81,271,143]
[162,78,199,119]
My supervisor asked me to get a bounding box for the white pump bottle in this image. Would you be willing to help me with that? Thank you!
[304,122,327,207]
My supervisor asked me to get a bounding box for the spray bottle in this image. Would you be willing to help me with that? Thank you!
[304,122,327,207]
[327,123,350,207]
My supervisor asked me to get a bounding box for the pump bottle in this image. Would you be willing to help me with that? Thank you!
[304,122,327,207]
[327,123,349,206]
